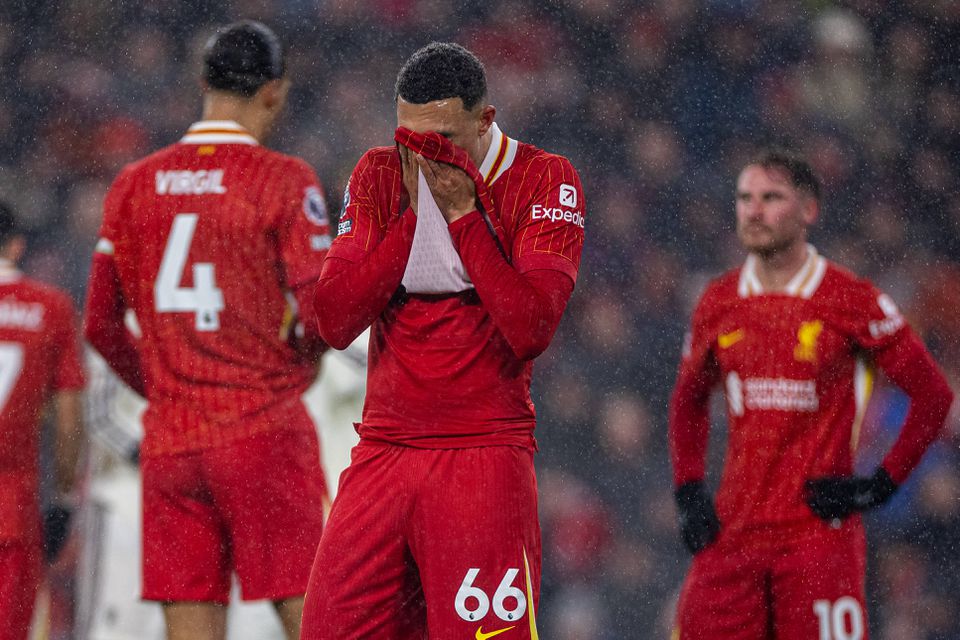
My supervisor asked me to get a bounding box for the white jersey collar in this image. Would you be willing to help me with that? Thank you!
[0,258,21,283]
[738,244,826,299]
[477,122,518,185]
[180,120,259,146]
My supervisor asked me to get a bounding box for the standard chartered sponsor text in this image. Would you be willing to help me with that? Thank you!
[744,377,818,412]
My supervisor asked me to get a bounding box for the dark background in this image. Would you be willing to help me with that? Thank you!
[3,1,959,637]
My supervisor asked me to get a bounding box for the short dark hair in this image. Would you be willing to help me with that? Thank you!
[0,201,20,247]
[395,42,487,110]
[748,148,821,201]
[203,20,285,98]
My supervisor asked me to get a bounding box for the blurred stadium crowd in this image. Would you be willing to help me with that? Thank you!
[2,1,959,638]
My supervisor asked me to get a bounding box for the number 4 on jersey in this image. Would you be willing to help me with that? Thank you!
[155,213,224,331]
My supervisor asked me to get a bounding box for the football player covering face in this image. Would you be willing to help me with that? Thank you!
[396,96,496,223]
[735,163,819,287]
[304,41,586,640]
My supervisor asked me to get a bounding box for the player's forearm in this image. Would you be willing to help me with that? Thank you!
[314,212,416,349]
[669,372,714,486]
[53,391,83,494]
[448,211,573,360]
[288,280,329,361]
[85,322,144,397]
[83,255,146,396]
[876,333,955,484]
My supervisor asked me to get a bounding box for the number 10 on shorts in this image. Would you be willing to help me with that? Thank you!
[813,597,864,640]
[455,568,527,622]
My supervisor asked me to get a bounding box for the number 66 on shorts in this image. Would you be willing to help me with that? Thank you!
[455,568,527,623]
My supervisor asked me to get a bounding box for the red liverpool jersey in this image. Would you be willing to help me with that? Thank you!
[90,121,330,456]
[0,264,84,540]
[326,123,584,448]
[670,246,950,542]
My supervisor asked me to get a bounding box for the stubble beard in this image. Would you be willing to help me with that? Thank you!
[738,225,795,259]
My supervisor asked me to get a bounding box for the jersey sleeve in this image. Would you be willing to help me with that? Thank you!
[326,150,399,264]
[669,287,722,486]
[96,164,136,256]
[85,166,145,396]
[844,280,955,483]
[313,150,415,350]
[846,281,909,353]
[448,212,575,360]
[277,158,332,289]
[511,155,585,283]
[52,293,85,392]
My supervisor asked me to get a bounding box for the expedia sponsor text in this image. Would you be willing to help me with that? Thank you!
[531,204,585,228]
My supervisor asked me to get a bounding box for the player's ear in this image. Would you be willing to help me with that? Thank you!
[803,195,819,226]
[2,235,25,264]
[477,105,496,137]
[259,78,289,112]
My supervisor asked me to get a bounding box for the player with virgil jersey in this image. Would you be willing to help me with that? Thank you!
[669,149,954,639]
[83,21,329,640]
[0,201,85,640]
[303,42,584,638]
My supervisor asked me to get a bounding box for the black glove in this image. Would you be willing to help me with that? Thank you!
[674,481,721,554]
[805,467,897,521]
[42,503,73,562]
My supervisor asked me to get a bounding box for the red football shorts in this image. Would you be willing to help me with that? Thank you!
[141,425,326,604]
[301,442,542,639]
[0,538,41,640]
[675,520,868,640]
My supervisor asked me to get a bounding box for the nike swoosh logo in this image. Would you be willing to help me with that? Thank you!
[718,329,744,349]
[476,626,516,640]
